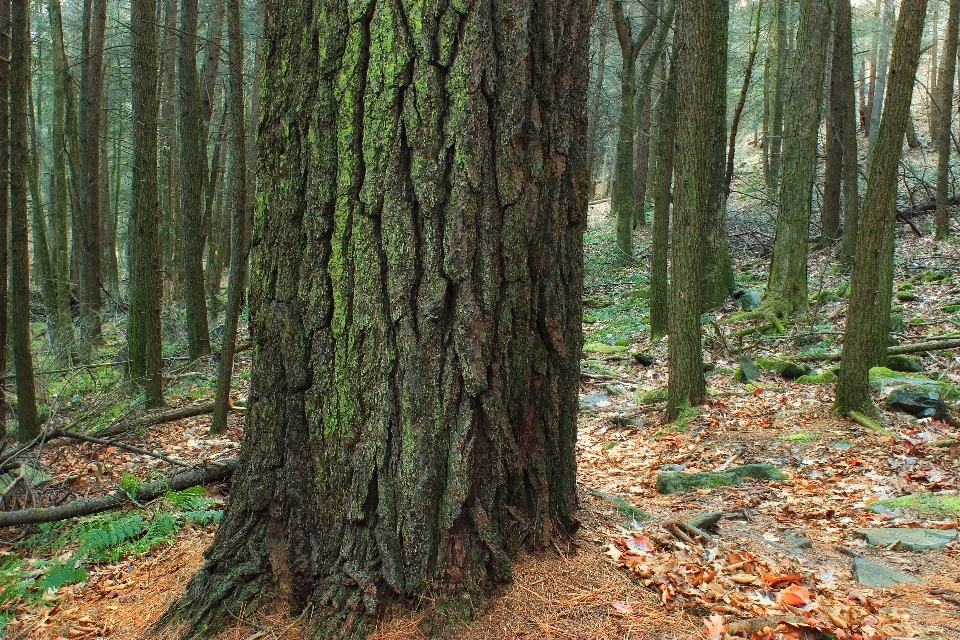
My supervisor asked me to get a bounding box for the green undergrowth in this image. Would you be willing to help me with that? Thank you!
[870,492,960,518]
[0,486,221,624]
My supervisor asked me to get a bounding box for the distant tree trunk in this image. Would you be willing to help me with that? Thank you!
[701,0,733,311]
[78,0,107,353]
[586,13,607,185]
[180,0,212,360]
[650,51,678,343]
[167,0,592,634]
[936,0,960,239]
[867,0,896,160]
[0,0,8,434]
[128,0,164,408]
[864,0,881,135]
[104,80,122,297]
[11,0,40,442]
[905,110,920,148]
[633,81,652,228]
[28,78,61,339]
[160,0,180,304]
[724,0,764,202]
[200,1,224,124]
[204,104,228,300]
[859,57,868,131]
[766,0,788,193]
[833,0,860,263]
[210,0,248,434]
[48,0,74,349]
[822,0,848,245]
[99,94,113,298]
[929,0,941,144]
[668,0,708,419]
[835,0,927,416]
[611,2,657,262]
[764,0,832,316]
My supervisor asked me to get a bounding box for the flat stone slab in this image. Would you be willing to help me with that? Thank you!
[854,527,958,552]
[853,557,923,587]
[656,463,787,495]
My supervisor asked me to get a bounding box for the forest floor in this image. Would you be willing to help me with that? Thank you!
[3,196,960,639]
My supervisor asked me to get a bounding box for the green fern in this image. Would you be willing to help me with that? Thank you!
[37,559,87,592]
[164,486,213,511]
[76,514,145,560]
[183,510,222,525]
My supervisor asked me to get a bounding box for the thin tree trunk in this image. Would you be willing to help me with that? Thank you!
[650,50,678,343]
[11,0,40,442]
[725,0,764,201]
[78,0,107,353]
[867,0,896,160]
[834,0,860,263]
[767,0,788,193]
[936,0,960,239]
[204,102,228,299]
[210,0,248,434]
[822,0,846,244]
[128,0,164,408]
[586,14,607,185]
[180,0,212,359]
[764,0,832,316]
[633,80,652,228]
[99,89,113,299]
[930,0,941,143]
[104,72,122,297]
[864,0,881,135]
[199,1,224,124]
[835,0,927,415]
[28,74,60,339]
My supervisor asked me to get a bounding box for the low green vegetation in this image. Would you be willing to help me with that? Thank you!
[869,493,960,518]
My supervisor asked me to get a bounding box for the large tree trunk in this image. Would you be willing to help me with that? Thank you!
[936,0,960,239]
[835,0,927,416]
[210,0,248,434]
[179,0,212,360]
[650,51,678,343]
[78,0,107,352]
[764,0,832,316]
[668,0,709,419]
[169,0,592,636]
[0,0,8,434]
[700,0,733,311]
[834,0,860,263]
[11,0,39,442]
[867,0,896,160]
[128,0,164,408]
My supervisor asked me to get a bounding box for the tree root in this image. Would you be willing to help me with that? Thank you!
[847,411,894,437]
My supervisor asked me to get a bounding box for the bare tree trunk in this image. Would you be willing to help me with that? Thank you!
[11,0,40,441]
[650,50,677,343]
[586,11,607,186]
[835,0,927,415]
[833,0,860,263]
[867,0,896,160]
[0,0,9,434]
[936,0,960,239]
[930,0,941,143]
[725,0,764,202]
[28,74,60,338]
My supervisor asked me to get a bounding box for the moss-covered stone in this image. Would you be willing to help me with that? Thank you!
[796,370,838,384]
[583,342,628,354]
[811,289,839,303]
[943,304,960,314]
[885,354,922,373]
[582,359,617,376]
[889,313,905,333]
[867,493,960,518]
[655,463,788,494]
[869,366,958,400]
[756,357,810,379]
[734,357,762,383]
[636,387,668,405]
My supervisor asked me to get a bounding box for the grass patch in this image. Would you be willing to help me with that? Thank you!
[871,493,960,518]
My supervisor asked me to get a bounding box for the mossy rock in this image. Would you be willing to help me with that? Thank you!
[811,290,839,303]
[583,295,609,309]
[756,357,810,379]
[734,357,763,383]
[582,359,617,376]
[583,342,628,354]
[889,313,905,333]
[614,338,630,347]
[922,269,950,282]
[943,304,960,314]
[867,493,960,518]
[885,354,922,373]
[869,366,958,400]
[656,463,787,495]
[780,432,814,444]
[796,370,838,384]
[738,291,762,311]
[636,387,668,405]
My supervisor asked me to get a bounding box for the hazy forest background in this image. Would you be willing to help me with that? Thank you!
[0,0,959,638]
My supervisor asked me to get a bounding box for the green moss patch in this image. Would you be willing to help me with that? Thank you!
[636,387,668,405]
[869,366,958,400]
[797,370,838,384]
[656,464,787,495]
[583,342,629,354]
[868,493,960,518]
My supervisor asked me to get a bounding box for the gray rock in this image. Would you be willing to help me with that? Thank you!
[853,557,922,587]
[783,535,813,549]
[739,291,762,311]
[655,463,787,495]
[737,357,763,383]
[579,392,610,409]
[854,527,959,552]
[885,390,949,421]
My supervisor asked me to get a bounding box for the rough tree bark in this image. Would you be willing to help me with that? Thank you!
[764,0,832,316]
[0,0,8,433]
[180,0,212,360]
[28,83,60,341]
[834,0,860,262]
[835,0,928,416]
[79,0,107,352]
[822,0,855,246]
[210,0,249,435]
[650,50,678,343]
[161,0,180,303]
[929,0,940,143]
[867,0,896,160]
[128,0,164,408]
[167,0,593,636]
[765,0,788,194]
[936,0,960,239]
[700,0,734,311]
[586,9,607,185]
[724,0,763,202]
[11,0,39,442]
[668,0,708,419]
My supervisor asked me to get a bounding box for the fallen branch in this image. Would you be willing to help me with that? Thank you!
[725,616,808,637]
[56,431,191,468]
[0,457,239,528]
[930,438,959,447]
[98,401,216,437]
[794,337,960,363]
[848,411,894,437]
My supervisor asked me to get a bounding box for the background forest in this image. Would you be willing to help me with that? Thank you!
[0,0,959,638]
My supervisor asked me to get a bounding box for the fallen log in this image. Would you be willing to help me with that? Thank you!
[794,338,960,363]
[0,457,239,528]
[99,401,216,436]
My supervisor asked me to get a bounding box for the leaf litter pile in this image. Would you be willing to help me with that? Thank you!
[2,206,960,639]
